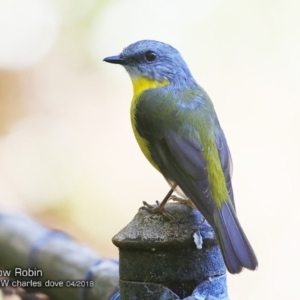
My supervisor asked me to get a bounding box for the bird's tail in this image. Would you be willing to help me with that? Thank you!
[213,201,258,274]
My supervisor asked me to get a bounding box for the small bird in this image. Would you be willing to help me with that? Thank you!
[103,40,258,274]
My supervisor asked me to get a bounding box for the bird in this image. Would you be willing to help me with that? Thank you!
[103,40,258,274]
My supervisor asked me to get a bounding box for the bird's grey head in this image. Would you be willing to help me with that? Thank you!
[104,40,194,84]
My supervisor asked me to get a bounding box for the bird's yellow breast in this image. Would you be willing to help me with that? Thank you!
[130,76,169,171]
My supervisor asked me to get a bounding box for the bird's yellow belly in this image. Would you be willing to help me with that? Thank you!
[129,76,169,171]
[130,96,160,171]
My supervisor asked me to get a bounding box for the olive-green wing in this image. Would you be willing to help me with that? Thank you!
[134,88,234,222]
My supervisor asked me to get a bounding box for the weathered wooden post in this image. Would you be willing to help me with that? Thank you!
[112,202,230,300]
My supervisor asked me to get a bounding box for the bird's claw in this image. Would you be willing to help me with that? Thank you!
[142,201,178,224]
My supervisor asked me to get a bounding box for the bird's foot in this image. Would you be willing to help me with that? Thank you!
[169,195,194,208]
[142,200,178,224]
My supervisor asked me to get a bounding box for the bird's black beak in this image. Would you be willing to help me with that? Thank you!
[103,55,126,65]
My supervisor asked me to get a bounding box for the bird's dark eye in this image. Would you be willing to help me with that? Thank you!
[144,51,157,62]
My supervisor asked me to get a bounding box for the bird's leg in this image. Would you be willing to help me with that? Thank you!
[169,195,195,208]
[142,188,178,222]
[143,187,173,212]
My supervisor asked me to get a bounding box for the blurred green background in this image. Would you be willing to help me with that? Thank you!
[0,0,299,299]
